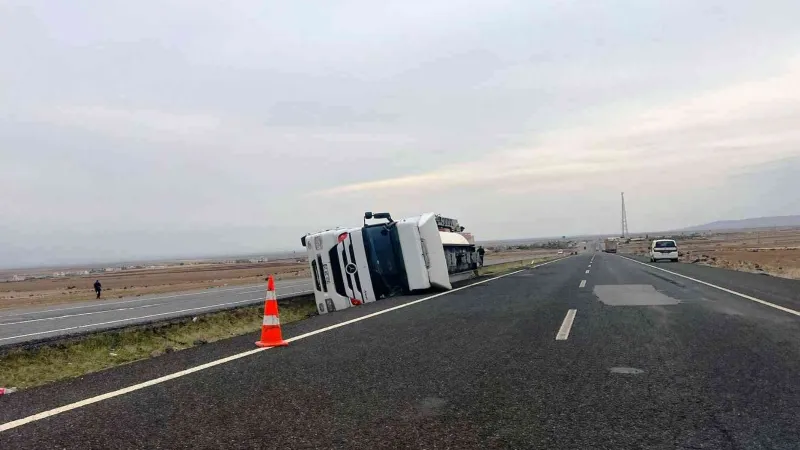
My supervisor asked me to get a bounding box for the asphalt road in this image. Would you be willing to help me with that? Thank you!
[0,278,315,346]
[0,257,529,346]
[2,251,799,448]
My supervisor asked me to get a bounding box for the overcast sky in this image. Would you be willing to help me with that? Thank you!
[3,1,800,268]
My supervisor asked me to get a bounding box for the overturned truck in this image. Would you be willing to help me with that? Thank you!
[301,212,480,315]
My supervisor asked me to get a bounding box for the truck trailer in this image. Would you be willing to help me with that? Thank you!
[300,212,479,315]
[604,239,618,253]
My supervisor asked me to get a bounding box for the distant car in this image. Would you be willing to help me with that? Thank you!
[650,239,678,262]
[558,250,564,254]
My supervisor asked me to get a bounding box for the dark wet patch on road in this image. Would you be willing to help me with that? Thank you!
[594,285,681,306]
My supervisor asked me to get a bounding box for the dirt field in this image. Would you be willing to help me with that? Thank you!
[618,228,800,280]
[0,261,309,311]
[0,250,545,311]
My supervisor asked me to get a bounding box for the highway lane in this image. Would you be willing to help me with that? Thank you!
[2,251,798,448]
[0,279,315,346]
[620,253,800,313]
[0,257,532,346]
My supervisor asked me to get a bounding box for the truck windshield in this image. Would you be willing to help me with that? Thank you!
[362,225,408,299]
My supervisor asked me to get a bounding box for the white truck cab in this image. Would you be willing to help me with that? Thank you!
[649,239,679,262]
[301,212,476,314]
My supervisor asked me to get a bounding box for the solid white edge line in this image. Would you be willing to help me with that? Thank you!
[618,255,800,317]
[555,309,577,340]
[579,280,587,288]
[0,257,571,433]
[0,347,270,433]
[285,257,569,344]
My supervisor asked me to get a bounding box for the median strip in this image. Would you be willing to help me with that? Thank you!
[0,292,313,343]
[0,300,317,391]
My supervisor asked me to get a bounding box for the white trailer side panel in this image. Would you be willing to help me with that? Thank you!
[395,219,431,291]
[418,212,452,290]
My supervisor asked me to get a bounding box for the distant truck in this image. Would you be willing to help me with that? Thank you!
[604,239,618,253]
[300,212,480,315]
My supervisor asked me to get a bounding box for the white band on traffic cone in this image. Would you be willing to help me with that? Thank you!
[262,315,280,326]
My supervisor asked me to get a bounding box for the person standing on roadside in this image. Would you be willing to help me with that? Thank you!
[94,280,102,299]
[477,246,486,266]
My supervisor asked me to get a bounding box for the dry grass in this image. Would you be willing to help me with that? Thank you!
[477,257,554,276]
[0,300,316,390]
[485,249,561,261]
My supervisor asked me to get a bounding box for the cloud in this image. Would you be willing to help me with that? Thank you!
[312,58,800,198]
[3,0,800,266]
[44,106,224,140]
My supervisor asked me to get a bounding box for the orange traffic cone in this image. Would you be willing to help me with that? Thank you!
[255,275,288,347]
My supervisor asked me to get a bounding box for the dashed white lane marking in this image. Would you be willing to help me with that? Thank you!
[619,255,800,317]
[0,257,572,433]
[579,280,587,288]
[556,309,577,340]
[0,291,314,343]
[585,270,590,274]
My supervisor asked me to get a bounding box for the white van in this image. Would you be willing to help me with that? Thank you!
[649,239,679,262]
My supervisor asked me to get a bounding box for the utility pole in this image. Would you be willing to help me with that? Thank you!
[621,192,629,239]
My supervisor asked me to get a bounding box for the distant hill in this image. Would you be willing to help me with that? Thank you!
[681,215,800,232]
